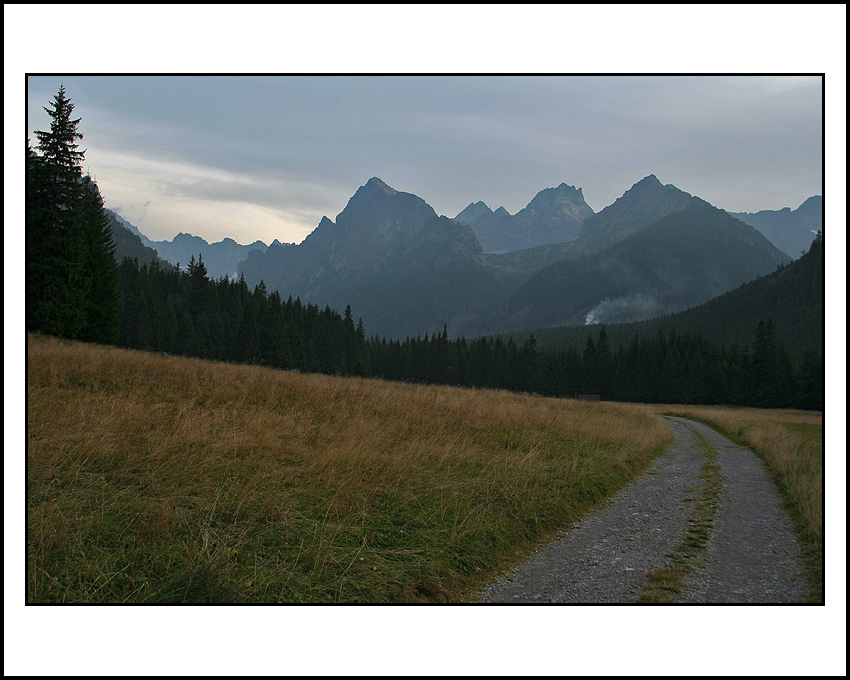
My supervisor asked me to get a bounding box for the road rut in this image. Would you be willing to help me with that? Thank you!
[476,416,806,603]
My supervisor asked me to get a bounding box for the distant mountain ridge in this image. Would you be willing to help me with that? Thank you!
[453,182,594,253]
[108,210,275,279]
[730,195,822,258]
[106,209,174,271]
[456,201,792,337]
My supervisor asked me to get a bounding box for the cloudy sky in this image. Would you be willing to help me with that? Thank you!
[25,73,824,246]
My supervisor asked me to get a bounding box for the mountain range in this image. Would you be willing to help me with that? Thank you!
[108,210,276,280]
[461,200,791,336]
[111,175,821,342]
[730,196,823,259]
[454,182,594,253]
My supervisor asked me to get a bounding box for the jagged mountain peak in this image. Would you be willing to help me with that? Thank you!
[634,173,661,186]
[454,183,594,253]
[364,176,397,195]
[526,182,587,211]
[575,175,701,253]
[454,201,495,226]
[336,178,437,231]
[618,174,681,201]
[173,232,207,244]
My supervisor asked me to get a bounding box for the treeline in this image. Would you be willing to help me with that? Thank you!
[113,254,822,410]
[117,256,371,377]
[366,322,823,411]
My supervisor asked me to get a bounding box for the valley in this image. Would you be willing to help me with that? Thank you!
[111,174,820,344]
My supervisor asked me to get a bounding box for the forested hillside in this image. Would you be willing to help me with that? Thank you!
[108,210,174,271]
[512,233,823,359]
[366,320,821,410]
[460,202,792,336]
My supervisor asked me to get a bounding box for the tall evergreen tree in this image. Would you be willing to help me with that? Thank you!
[27,85,119,342]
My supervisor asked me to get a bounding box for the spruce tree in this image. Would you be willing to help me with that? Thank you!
[27,85,119,342]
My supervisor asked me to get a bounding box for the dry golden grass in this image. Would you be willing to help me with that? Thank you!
[27,333,670,603]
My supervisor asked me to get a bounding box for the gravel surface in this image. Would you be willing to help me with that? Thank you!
[476,416,806,604]
[674,418,807,603]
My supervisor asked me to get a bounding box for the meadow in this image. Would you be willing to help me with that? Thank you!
[26,334,822,603]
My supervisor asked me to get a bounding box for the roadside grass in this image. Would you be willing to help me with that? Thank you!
[27,334,671,603]
[651,404,823,602]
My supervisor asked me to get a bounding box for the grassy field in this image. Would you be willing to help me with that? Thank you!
[653,404,824,602]
[27,333,672,603]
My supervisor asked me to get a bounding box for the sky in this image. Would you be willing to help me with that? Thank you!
[25,74,825,246]
[6,5,847,679]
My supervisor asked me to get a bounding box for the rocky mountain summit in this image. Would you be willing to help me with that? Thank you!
[574,174,706,254]
[238,177,507,338]
[454,182,594,253]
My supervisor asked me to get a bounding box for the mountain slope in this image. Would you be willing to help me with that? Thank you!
[575,174,707,254]
[238,178,513,339]
[504,233,823,359]
[107,209,174,270]
[466,202,792,336]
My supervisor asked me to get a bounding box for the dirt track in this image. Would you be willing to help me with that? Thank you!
[476,416,807,604]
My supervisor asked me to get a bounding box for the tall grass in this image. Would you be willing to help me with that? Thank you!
[653,404,823,601]
[27,333,670,603]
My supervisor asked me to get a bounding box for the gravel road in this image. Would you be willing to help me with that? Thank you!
[476,416,807,604]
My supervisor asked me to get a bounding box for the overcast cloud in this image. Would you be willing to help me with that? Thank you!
[26,74,823,246]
